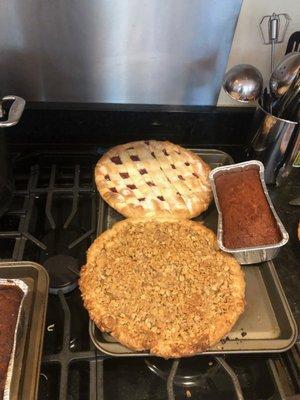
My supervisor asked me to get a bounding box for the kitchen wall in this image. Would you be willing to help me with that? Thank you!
[0,0,241,105]
[217,0,300,106]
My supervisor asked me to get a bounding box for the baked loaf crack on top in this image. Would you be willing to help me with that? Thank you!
[95,140,212,218]
[80,218,245,358]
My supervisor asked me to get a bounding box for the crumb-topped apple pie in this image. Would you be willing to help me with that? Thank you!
[79,217,245,358]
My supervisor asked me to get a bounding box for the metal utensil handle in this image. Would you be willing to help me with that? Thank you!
[270,13,280,72]
[0,96,26,127]
[259,13,291,73]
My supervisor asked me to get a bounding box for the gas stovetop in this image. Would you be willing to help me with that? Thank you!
[0,151,299,400]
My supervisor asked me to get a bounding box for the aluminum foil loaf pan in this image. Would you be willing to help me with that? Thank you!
[209,160,289,265]
[1,278,28,400]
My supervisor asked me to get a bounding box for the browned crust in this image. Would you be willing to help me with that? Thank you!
[79,217,245,358]
[95,141,212,219]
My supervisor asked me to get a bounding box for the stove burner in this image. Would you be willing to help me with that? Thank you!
[44,254,79,294]
[145,358,220,387]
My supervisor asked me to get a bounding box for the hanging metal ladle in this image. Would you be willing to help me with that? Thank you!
[222,13,291,108]
[223,64,263,103]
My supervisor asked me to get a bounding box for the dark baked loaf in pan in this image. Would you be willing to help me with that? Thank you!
[215,168,282,249]
[0,285,23,399]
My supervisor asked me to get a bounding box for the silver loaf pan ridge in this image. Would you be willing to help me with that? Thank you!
[0,279,28,400]
[209,160,289,265]
[0,262,49,400]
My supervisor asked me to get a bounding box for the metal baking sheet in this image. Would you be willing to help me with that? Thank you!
[90,261,297,355]
[0,262,49,400]
[1,279,28,400]
[91,149,297,356]
[209,160,289,264]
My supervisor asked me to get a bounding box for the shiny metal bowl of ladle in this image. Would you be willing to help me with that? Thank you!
[223,64,263,103]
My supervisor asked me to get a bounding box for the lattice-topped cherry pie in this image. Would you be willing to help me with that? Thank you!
[95,140,212,218]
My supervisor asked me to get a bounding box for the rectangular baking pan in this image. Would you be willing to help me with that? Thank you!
[1,279,28,400]
[0,262,49,400]
[91,149,297,356]
[209,160,289,265]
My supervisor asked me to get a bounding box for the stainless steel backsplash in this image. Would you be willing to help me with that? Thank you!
[0,0,241,105]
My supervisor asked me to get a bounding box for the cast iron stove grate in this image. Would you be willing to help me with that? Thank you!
[0,151,298,400]
[0,152,104,399]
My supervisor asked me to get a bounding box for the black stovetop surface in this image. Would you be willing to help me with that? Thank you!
[0,149,295,400]
[0,105,299,399]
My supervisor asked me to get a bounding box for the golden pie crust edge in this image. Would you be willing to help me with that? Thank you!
[95,141,212,219]
[79,217,245,358]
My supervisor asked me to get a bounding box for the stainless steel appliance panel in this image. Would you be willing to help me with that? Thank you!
[0,0,242,104]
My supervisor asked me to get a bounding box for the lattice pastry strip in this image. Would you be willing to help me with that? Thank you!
[132,145,184,213]
[95,140,212,218]
[156,145,212,213]
[97,150,163,214]
[117,150,170,213]
[148,143,200,213]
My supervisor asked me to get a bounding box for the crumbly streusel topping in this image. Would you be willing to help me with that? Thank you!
[80,218,245,358]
